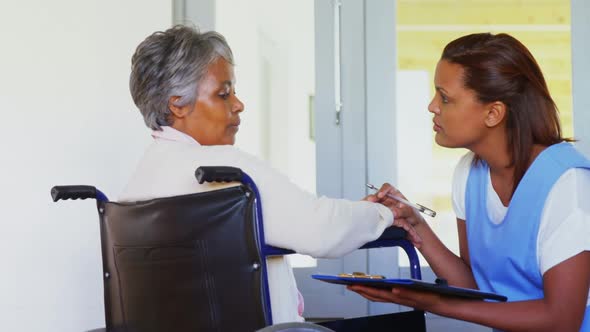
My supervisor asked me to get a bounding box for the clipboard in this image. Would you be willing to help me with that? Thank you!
[312,274,507,302]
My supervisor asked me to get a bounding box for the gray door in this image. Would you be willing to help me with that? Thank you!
[293,0,402,319]
[299,0,590,326]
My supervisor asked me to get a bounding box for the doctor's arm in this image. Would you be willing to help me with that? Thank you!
[350,250,590,332]
[373,183,477,288]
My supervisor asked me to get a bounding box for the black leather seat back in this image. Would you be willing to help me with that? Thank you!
[97,186,267,332]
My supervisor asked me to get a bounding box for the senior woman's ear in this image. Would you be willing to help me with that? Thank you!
[168,96,191,119]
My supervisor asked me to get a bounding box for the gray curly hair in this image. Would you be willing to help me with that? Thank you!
[130,25,234,130]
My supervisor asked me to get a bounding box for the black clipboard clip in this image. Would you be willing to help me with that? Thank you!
[435,278,448,286]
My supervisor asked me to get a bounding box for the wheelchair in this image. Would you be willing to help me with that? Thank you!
[51,166,426,332]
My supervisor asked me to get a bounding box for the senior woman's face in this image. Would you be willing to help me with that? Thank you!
[171,58,244,145]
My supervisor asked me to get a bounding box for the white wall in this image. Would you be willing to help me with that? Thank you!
[215,0,317,193]
[0,1,171,331]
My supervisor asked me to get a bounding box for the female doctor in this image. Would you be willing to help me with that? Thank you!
[354,33,590,331]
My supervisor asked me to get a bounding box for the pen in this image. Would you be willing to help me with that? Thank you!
[366,183,437,218]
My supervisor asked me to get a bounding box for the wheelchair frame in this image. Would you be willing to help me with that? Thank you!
[52,166,423,329]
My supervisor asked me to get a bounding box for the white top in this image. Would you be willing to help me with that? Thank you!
[452,152,590,304]
[119,126,393,323]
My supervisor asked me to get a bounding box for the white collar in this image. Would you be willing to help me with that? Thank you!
[151,126,201,146]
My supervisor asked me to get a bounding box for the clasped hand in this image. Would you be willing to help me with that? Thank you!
[363,183,425,248]
[359,183,446,312]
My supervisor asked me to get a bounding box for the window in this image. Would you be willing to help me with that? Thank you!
[396,0,573,265]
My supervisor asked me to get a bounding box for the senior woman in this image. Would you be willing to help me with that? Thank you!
[120,25,406,323]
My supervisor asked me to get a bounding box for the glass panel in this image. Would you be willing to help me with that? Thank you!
[396,0,572,266]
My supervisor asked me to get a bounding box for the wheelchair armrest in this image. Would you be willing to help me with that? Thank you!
[263,227,410,256]
[263,246,295,256]
[360,226,422,279]
[359,226,407,249]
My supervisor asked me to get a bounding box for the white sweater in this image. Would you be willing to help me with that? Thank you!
[119,126,393,323]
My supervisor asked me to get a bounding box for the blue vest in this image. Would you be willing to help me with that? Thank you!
[465,142,590,331]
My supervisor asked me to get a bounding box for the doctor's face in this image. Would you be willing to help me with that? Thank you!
[428,60,489,150]
[182,58,245,145]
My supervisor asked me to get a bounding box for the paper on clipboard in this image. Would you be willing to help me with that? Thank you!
[312,274,507,302]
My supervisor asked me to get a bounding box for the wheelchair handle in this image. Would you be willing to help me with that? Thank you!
[50,185,98,202]
[195,166,244,184]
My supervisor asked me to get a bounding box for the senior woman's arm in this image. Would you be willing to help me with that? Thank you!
[271,195,394,258]
[228,147,394,258]
[120,140,393,257]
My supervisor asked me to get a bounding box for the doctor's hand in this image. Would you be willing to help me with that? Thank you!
[365,183,424,248]
[371,183,426,248]
[347,284,445,313]
[374,183,426,227]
